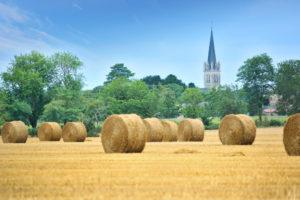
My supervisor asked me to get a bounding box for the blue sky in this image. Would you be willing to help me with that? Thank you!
[0,0,299,89]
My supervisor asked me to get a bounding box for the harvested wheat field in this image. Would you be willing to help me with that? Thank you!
[0,127,299,200]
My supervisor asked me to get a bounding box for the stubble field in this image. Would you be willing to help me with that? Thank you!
[0,127,299,200]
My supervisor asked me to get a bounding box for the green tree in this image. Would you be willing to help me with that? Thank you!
[158,86,179,118]
[1,51,55,127]
[163,74,186,88]
[237,53,275,122]
[0,90,9,125]
[0,51,84,128]
[180,88,203,118]
[50,52,83,90]
[79,92,107,136]
[142,75,162,87]
[100,78,159,117]
[204,86,248,117]
[105,63,134,84]
[164,83,185,99]
[42,89,84,124]
[275,60,300,114]
[41,52,84,123]
[188,82,196,88]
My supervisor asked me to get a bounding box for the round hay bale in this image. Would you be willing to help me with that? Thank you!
[219,114,256,145]
[38,122,62,141]
[177,119,204,142]
[143,118,164,142]
[283,113,300,156]
[161,120,178,142]
[101,114,147,153]
[62,122,87,142]
[1,121,28,143]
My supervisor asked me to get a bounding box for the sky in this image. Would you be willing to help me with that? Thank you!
[0,0,299,89]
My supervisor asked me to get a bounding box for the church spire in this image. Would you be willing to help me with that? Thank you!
[203,28,221,89]
[207,29,216,65]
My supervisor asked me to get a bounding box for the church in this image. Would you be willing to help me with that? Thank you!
[203,29,221,89]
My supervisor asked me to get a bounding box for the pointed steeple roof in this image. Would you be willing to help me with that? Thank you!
[207,29,216,65]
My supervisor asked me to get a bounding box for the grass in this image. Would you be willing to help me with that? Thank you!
[0,127,299,199]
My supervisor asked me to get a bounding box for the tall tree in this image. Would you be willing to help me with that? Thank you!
[105,63,134,84]
[142,75,162,87]
[100,78,158,118]
[42,53,84,124]
[163,74,186,88]
[164,83,185,99]
[50,52,83,90]
[1,51,55,127]
[0,90,8,125]
[204,86,248,118]
[237,53,275,122]
[188,82,196,88]
[42,89,84,124]
[275,60,300,114]
[158,86,179,118]
[180,88,203,118]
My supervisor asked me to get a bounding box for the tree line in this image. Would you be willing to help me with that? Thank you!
[0,51,299,135]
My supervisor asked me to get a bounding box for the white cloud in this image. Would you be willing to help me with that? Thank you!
[0,2,105,89]
[0,4,70,67]
[0,2,28,23]
[66,25,91,45]
[72,3,83,10]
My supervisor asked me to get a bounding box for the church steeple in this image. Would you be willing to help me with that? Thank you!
[203,28,221,89]
[208,29,216,65]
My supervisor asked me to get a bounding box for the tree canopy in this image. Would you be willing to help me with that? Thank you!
[204,86,248,118]
[105,63,134,84]
[1,51,83,128]
[237,53,275,122]
[275,60,300,114]
[1,51,54,127]
[163,74,186,88]
[180,88,203,118]
[142,75,162,87]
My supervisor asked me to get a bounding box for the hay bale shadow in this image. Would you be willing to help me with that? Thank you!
[173,148,198,154]
[223,152,246,157]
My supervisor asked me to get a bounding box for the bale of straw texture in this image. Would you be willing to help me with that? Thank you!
[1,121,28,143]
[219,114,256,145]
[38,122,62,141]
[177,119,204,142]
[283,113,300,156]
[161,120,178,142]
[143,118,164,142]
[101,114,147,153]
[62,122,87,142]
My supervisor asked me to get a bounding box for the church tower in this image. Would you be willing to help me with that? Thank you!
[204,29,221,89]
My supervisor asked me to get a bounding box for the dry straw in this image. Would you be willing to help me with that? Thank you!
[62,122,87,142]
[101,114,147,153]
[1,121,28,143]
[219,114,256,145]
[143,118,164,142]
[283,113,300,156]
[38,122,62,141]
[178,119,204,141]
[160,120,178,142]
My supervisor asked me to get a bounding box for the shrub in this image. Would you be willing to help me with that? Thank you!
[269,119,284,126]
[206,123,219,130]
[255,116,286,127]
[28,127,37,137]
[87,123,102,137]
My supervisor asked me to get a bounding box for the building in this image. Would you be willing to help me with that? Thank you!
[203,29,221,89]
